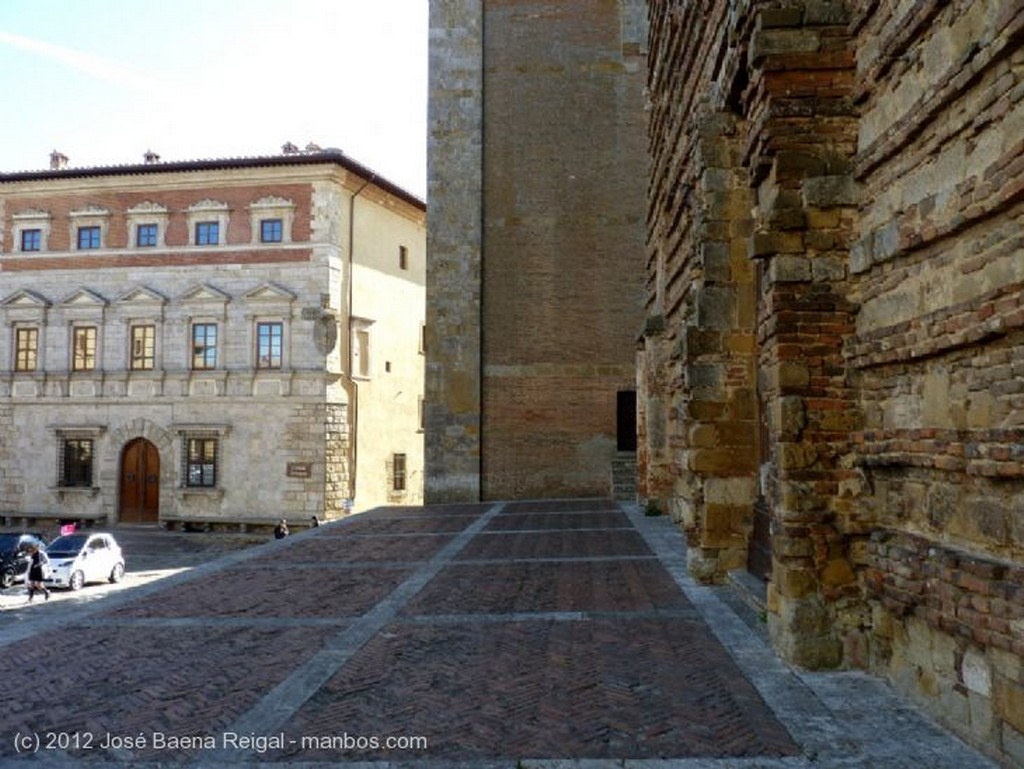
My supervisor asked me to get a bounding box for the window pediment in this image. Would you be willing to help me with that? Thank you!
[68,205,111,218]
[12,208,51,221]
[117,285,168,306]
[127,201,169,215]
[59,288,108,308]
[188,199,229,212]
[1,289,50,309]
[180,284,232,304]
[249,196,294,210]
[244,282,296,303]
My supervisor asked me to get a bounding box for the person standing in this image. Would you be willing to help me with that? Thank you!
[26,544,50,602]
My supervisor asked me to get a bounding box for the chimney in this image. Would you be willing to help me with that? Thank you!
[143,149,161,164]
[49,150,69,170]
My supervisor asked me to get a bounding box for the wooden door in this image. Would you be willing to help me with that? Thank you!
[120,438,159,523]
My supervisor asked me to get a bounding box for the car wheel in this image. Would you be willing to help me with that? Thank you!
[109,563,125,583]
[0,570,14,589]
[69,570,85,591]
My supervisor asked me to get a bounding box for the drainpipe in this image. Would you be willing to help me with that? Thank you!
[343,175,374,507]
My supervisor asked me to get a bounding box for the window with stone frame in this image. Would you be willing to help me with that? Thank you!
[392,453,407,492]
[256,321,283,369]
[191,323,218,370]
[72,326,97,371]
[248,196,294,244]
[186,199,229,247]
[184,437,218,487]
[60,438,94,487]
[14,327,38,372]
[12,209,51,253]
[130,324,156,370]
[69,206,110,251]
[126,201,169,249]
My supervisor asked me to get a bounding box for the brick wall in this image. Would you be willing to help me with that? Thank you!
[643,0,1023,762]
[479,0,647,499]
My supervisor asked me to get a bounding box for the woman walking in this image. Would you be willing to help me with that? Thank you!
[26,544,50,602]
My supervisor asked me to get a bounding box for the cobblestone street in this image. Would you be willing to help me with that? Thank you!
[0,501,1002,768]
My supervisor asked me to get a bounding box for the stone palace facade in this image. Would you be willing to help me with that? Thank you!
[0,149,426,528]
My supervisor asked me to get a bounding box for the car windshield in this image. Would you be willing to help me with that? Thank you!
[0,534,25,552]
[46,534,90,559]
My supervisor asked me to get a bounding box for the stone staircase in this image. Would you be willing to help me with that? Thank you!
[611,452,637,501]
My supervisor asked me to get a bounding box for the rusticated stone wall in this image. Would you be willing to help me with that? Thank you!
[643,0,1023,762]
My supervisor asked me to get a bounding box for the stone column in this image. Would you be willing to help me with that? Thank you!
[425,0,484,502]
[744,2,862,668]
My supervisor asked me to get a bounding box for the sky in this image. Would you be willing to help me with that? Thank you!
[0,0,428,199]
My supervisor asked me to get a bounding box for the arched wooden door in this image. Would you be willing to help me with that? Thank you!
[120,438,160,523]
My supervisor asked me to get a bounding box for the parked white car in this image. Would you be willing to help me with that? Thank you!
[44,533,125,591]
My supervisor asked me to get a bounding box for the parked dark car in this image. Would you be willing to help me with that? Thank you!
[0,533,48,588]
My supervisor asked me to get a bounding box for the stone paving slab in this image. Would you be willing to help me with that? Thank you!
[0,499,1002,769]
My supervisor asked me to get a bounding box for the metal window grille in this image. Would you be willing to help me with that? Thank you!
[183,437,218,487]
[392,453,407,492]
[60,439,94,487]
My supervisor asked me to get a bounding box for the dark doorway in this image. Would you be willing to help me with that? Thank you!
[120,438,160,523]
[616,390,637,452]
[747,261,772,581]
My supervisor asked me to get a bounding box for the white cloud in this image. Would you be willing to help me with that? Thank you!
[0,29,163,92]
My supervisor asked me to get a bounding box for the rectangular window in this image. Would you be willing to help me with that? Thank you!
[72,327,97,371]
[77,226,101,249]
[20,229,41,252]
[195,221,219,246]
[356,329,370,377]
[137,223,158,247]
[186,438,218,487]
[399,245,408,270]
[130,325,155,370]
[256,322,282,369]
[392,453,407,492]
[62,439,93,487]
[15,328,38,372]
[191,324,218,370]
[260,218,282,243]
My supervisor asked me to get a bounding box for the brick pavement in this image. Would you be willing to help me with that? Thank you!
[0,500,1002,768]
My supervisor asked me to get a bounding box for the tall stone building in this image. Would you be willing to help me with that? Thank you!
[0,149,426,527]
[641,0,1023,763]
[426,0,649,502]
